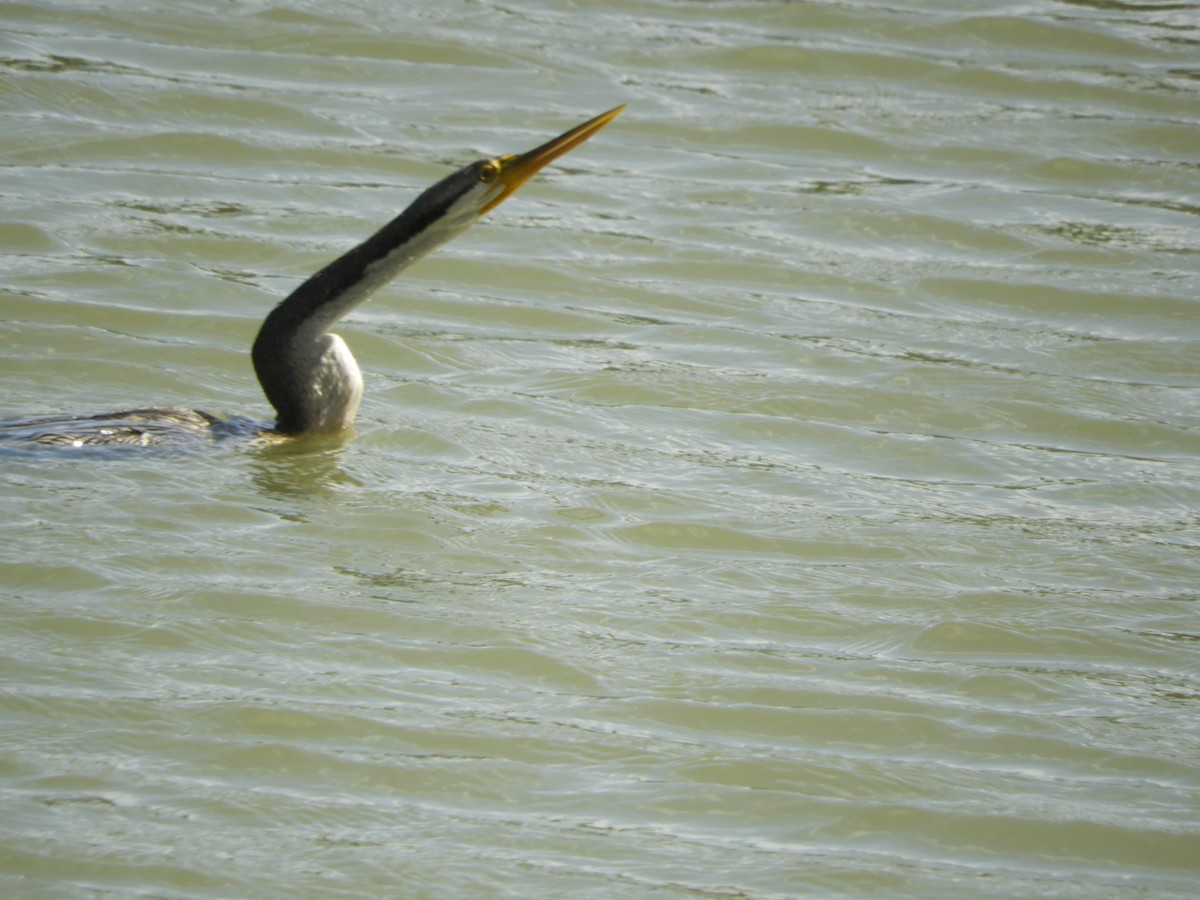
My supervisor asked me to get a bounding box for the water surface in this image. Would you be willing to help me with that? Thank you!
[2,1,1199,897]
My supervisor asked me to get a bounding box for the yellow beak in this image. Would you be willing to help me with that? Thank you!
[481,104,625,215]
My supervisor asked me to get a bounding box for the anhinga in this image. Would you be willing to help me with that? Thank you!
[3,105,624,448]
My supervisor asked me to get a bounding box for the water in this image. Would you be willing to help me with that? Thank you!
[3,1,1199,896]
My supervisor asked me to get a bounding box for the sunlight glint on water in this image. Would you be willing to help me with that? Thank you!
[2,2,1198,897]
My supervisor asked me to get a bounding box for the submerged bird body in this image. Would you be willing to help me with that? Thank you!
[2,106,623,448]
[0,408,238,449]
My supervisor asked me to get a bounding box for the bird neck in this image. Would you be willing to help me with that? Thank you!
[251,202,477,435]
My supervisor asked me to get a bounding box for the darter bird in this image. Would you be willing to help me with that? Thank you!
[2,105,624,448]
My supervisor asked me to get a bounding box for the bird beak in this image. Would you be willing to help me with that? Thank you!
[481,104,625,215]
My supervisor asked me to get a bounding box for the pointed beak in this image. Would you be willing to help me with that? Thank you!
[480,104,625,215]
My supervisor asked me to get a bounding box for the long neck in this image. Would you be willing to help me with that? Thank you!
[252,182,478,435]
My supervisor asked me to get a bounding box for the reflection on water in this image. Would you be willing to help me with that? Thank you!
[2,1,1199,897]
[247,434,359,498]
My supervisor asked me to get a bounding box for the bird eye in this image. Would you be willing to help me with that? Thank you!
[478,160,501,183]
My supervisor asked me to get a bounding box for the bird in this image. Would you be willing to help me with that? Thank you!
[1,105,624,449]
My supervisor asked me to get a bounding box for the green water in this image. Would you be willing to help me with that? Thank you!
[2,1,1199,897]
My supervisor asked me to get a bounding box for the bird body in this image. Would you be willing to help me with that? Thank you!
[2,106,623,448]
